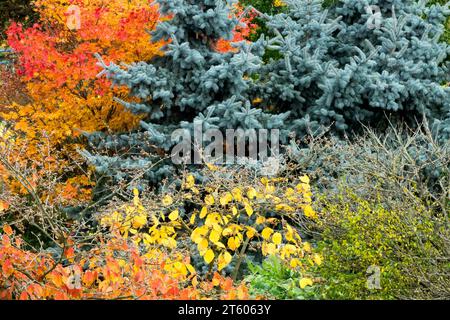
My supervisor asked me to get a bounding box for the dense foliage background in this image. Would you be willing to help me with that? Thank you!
[0,0,449,300]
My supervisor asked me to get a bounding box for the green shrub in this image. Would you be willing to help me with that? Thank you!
[287,123,449,299]
[314,189,449,300]
[245,255,320,299]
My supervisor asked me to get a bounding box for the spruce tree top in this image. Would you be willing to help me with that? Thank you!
[256,0,450,136]
[86,0,288,185]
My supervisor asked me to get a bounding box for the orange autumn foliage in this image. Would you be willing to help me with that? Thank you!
[216,4,257,52]
[0,225,250,300]
[2,0,163,201]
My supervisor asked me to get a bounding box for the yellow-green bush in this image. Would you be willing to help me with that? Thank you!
[98,165,322,282]
[314,189,449,300]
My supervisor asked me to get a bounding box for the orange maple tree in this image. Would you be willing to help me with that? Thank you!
[2,0,163,201]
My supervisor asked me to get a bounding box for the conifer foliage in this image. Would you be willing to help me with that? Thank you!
[85,0,289,185]
[256,0,450,136]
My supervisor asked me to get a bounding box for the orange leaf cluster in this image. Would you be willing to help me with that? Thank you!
[0,226,249,300]
[216,4,257,52]
[2,0,164,201]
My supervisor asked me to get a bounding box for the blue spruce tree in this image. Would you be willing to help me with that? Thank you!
[82,0,289,187]
[255,0,450,137]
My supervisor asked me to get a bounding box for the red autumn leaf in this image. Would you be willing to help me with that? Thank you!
[64,247,75,260]
[0,201,10,212]
[2,234,11,247]
[2,259,14,277]
[19,291,29,300]
[82,270,97,287]
[2,224,13,236]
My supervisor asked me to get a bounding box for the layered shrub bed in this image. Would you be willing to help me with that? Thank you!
[0,0,449,300]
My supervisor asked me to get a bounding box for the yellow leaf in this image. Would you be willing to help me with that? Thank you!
[204,249,215,264]
[265,184,275,194]
[224,251,232,264]
[222,227,233,237]
[204,194,215,206]
[192,276,198,287]
[285,224,295,242]
[198,238,209,251]
[163,237,177,249]
[300,175,310,184]
[234,236,241,249]
[218,251,233,271]
[246,227,256,239]
[275,203,295,212]
[186,263,196,275]
[168,209,179,221]
[313,254,323,266]
[272,232,282,245]
[133,188,139,196]
[290,258,300,268]
[227,237,237,251]
[185,174,195,189]
[231,206,238,216]
[183,193,193,200]
[218,261,226,272]
[262,242,276,256]
[247,187,257,199]
[213,224,223,233]
[191,227,207,243]
[261,227,274,240]
[200,206,208,219]
[148,213,158,227]
[285,188,295,197]
[220,192,233,206]
[206,163,219,171]
[299,277,313,289]
[132,214,147,229]
[162,195,173,206]
[304,205,317,219]
[189,212,196,225]
[174,261,188,276]
[231,188,242,202]
[303,242,312,253]
[252,97,263,104]
[214,241,226,249]
[191,187,200,194]
[256,216,266,224]
[244,203,253,217]
[209,229,221,243]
